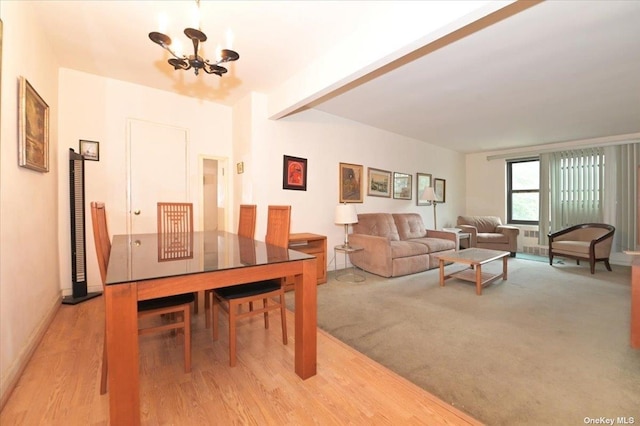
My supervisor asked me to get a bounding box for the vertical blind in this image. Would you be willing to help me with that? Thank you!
[539,147,605,244]
[539,143,639,250]
[553,148,605,227]
[612,143,639,251]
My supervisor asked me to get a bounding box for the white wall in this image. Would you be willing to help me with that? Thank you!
[0,2,61,404]
[235,93,466,269]
[57,69,234,296]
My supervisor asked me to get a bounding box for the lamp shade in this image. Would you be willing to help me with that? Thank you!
[421,186,437,202]
[335,204,358,225]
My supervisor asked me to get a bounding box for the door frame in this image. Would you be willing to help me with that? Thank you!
[199,155,230,232]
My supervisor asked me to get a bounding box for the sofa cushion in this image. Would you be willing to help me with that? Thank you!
[353,213,399,241]
[393,213,427,240]
[390,241,428,258]
[477,232,509,244]
[552,240,591,256]
[457,215,502,233]
[409,237,456,253]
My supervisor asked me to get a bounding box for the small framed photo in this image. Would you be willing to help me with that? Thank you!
[367,167,392,198]
[18,76,49,172]
[434,178,446,203]
[393,172,412,200]
[79,140,99,161]
[283,155,307,191]
[416,172,433,206]
[339,162,363,203]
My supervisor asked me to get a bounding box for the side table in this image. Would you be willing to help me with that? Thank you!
[334,244,365,282]
[458,232,471,250]
[283,233,327,291]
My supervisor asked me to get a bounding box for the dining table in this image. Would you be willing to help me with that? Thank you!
[104,230,318,425]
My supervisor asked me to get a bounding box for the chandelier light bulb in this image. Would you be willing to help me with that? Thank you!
[226,28,234,49]
[158,13,169,33]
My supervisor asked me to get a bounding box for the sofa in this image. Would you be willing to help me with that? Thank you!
[456,215,519,256]
[347,213,457,277]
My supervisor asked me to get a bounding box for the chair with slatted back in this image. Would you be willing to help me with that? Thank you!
[157,202,199,312]
[91,202,193,395]
[204,204,257,327]
[211,205,290,367]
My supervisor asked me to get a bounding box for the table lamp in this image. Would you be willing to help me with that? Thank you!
[335,203,358,248]
[421,186,438,229]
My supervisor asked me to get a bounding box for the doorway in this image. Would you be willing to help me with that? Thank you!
[201,156,228,232]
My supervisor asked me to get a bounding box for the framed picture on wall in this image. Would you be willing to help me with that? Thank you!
[367,167,392,198]
[80,140,100,161]
[393,172,412,200]
[18,76,49,172]
[339,162,363,203]
[434,178,446,203]
[283,155,307,190]
[416,172,433,205]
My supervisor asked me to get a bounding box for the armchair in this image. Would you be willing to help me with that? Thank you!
[548,223,615,274]
[456,215,519,256]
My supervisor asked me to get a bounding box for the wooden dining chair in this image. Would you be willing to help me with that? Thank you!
[91,202,193,395]
[205,204,257,328]
[157,202,199,312]
[237,204,257,238]
[211,205,291,367]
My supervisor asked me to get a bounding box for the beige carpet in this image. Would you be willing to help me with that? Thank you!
[288,258,640,425]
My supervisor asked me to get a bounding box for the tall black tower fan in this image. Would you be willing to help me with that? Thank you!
[62,149,102,305]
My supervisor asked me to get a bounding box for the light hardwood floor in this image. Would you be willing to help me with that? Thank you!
[0,295,481,425]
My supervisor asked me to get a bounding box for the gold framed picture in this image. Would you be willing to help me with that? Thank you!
[367,167,391,198]
[339,162,363,203]
[18,76,49,172]
[416,172,433,206]
[434,178,446,203]
[393,172,412,200]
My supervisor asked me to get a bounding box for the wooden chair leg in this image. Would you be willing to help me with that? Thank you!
[212,296,219,341]
[193,291,199,314]
[590,261,595,274]
[100,330,108,395]
[184,307,191,373]
[229,301,238,367]
[279,293,288,345]
[605,259,612,271]
[204,290,211,328]
[263,298,270,329]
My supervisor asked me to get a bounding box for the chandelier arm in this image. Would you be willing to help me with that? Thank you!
[163,45,188,61]
[191,38,200,60]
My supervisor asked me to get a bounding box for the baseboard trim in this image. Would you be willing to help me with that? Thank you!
[0,294,61,411]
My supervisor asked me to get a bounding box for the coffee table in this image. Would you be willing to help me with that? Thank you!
[436,248,510,295]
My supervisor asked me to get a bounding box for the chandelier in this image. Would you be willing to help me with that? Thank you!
[148,0,239,76]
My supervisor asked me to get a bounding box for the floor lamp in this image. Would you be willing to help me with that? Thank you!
[335,203,358,248]
[421,187,438,229]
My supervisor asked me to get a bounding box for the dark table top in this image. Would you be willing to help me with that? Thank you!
[106,230,313,285]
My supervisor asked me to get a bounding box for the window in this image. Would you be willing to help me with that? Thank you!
[507,159,539,224]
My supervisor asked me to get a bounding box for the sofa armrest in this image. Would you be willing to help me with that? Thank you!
[457,225,477,247]
[425,229,457,243]
[496,225,520,239]
[347,233,393,277]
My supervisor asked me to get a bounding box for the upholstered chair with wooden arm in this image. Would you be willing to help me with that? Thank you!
[548,223,615,274]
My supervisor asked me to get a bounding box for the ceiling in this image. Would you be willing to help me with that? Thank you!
[30,1,640,154]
